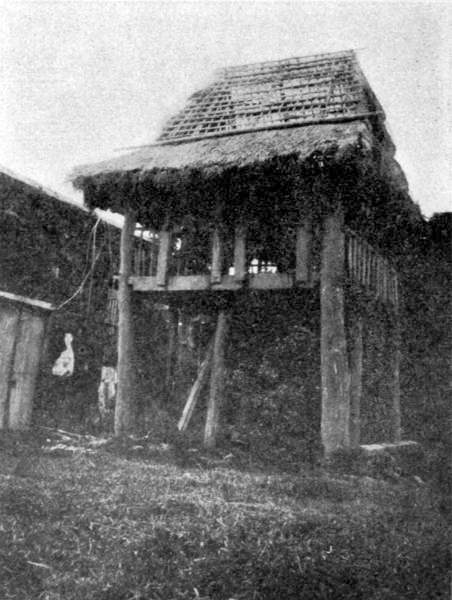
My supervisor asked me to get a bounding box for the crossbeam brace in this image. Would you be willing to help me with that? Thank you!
[130,272,312,292]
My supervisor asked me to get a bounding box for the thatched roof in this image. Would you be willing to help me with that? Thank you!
[70,50,422,232]
[71,49,386,188]
[72,120,371,188]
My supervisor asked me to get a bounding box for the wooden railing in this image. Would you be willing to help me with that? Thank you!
[133,226,158,276]
[105,287,119,326]
[126,224,398,306]
[129,222,313,292]
[345,229,398,306]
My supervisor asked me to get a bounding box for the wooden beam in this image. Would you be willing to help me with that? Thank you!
[115,206,136,436]
[0,290,53,311]
[295,221,312,283]
[249,273,293,289]
[233,225,247,282]
[211,227,223,284]
[177,340,214,432]
[320,208,350,456]
[130,272,301,292]
[156,229,171,287]
[349,316,363,448]
[204,310,229,448]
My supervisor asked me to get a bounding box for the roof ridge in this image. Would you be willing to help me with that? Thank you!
[217,49,357,78]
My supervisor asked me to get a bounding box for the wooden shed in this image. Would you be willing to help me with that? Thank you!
[71,50,422,455]
[0,291,53,430]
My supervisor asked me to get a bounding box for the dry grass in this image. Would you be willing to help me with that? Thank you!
[0,431,449,600]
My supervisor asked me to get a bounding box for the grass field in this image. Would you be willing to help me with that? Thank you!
[0,430,450,600]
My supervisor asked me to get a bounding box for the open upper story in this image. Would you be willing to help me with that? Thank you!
[70,50,423,308]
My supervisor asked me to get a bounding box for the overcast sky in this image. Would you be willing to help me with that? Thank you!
[1,1,450,217]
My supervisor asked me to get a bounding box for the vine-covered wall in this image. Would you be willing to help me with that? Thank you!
[0,171,119,430]
[0,171,117,307]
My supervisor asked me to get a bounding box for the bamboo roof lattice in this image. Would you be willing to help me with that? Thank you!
[158,50,373,144]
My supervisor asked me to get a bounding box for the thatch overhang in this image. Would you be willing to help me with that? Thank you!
[72,121,371,186]
[72,120,379,228]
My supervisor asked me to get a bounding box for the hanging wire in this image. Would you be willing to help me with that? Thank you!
[86,217,101,314]
[55,217,102,311]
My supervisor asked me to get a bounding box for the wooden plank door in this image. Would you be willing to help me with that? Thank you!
[0,304,20,428]
[8,308,46,430]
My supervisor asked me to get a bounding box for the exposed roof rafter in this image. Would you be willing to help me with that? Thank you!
[157,49,377,144]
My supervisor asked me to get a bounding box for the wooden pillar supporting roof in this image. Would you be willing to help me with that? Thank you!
[320,207,350,456]
[115,206,136,436]
[211,227,223,285]
[295,220,312,284]
[233,225,247,283]
[204,309,229,448]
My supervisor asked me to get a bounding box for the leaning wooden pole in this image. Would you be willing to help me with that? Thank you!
[204,310,229,449]
[178,340,214,432]
[115,206,136,436]
[320,208,350,456]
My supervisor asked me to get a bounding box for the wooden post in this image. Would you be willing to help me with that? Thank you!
[376,256,381,299]
[164,306,179,401]
[356,238,361,286]
[149,237,158,276]
[366,245,371,288]
[156,229,171,287]
[346,232,352,279]
[0,304,20,429]
[320,208,350,456]
[211,227,223,284]
[8,309,46,430]
[362,245,367,288]
[295,220,312,283]
[204,310,229,448]
[383,260,388,302]
[233,225,247,282]
[115,207,136,436]
[349,316,363,448]
[391,301,402,443]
